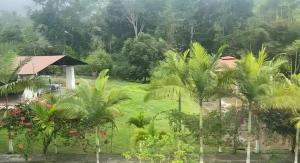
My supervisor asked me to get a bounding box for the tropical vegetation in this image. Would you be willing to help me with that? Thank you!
[1,0,300,163]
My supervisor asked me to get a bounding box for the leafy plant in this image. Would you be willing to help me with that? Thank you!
[128,112,150,128]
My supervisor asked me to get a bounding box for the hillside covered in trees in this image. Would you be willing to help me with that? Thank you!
[0,0,299,81]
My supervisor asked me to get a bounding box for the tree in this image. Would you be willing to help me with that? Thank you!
[31,101,57,155]
[19,26,51,56]
[31,0,95,55]
[234,47,285,163]
[121,33,168,82]
[188,43,225,163]
[29,94,77,155]
[0,44,43,153]
[213,66,235,153]
[148,42,225,163]
[86,48,112,76]
[61,70,128,163]
[0,25,24,44]
[146,49,191,134]
[286,40,300,74]
[261,74,300,163]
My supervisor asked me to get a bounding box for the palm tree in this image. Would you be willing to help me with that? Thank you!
[213,68,236,153]
[31,101,57,155]
[188,42,226,163]
[148,42,225,163]
[61,69,128,163]
[262,74,300,163]
[234,47,285,163]
[0,45,43,153]
[146,50,190,131]
[30,94,75,155]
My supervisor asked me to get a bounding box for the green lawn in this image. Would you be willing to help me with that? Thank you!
[0,78,199,154]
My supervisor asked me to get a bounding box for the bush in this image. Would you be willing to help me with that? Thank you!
[120,33,168,82]
[84,48,113,76]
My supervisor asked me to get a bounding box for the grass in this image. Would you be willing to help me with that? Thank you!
[0,78,199,155]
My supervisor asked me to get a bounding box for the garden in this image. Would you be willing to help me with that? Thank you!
[1,0,300,163]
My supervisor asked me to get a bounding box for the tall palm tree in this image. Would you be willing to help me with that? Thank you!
[145,50,190,131]
[60,69,128,163]
[262,74,300,163]
[213,68,236,153]
[234,47,285,163]
[148,42,226,163]
[0,45,43,153]
[188,42,225,163]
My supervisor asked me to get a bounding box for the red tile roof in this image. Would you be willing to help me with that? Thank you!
[16,55,86,75]
[217,56,237,70]
[17,55,65,75]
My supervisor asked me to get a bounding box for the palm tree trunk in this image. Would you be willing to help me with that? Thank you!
[233,89,239,154]
[110,124,113,153]
[218,98,222,153]
[199,100,204,163]
[95,127,101,163]
[246,103,252,163]
[8,130,13,154]
[6,93,14,154]
[295,128,299,163]
[54,139,58,154]
[178,93,182,132]
[139,141,142,163]
[233,110,239,154]
[255,121,261,154]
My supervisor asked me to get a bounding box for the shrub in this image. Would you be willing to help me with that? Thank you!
[85,48,113,76]
[120,33,168,82]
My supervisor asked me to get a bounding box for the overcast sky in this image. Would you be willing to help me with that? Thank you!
[0,0,35,16]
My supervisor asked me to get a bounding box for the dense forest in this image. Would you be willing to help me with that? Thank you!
[1,0,300,81]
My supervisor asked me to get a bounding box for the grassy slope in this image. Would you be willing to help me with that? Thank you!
[106,80,198,153]
[0,79,199,154]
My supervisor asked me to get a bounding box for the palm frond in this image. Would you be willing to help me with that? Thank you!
[261,83,300,110]
[0,77,45,96]
[95,69,109,92]
[106,89,130,107]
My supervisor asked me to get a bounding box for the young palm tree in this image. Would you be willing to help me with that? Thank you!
[0,45,42,153]
[234,47,285,163]
[30,94,75,155]
[60,70,128,163]
[213,68,236,153]
[31,101,57,155]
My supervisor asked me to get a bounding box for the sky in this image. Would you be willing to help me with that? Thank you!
[0,0,35,16]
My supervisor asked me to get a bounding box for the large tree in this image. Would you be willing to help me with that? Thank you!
[121,33,168,82]
[30,0,96,56]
